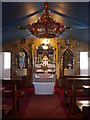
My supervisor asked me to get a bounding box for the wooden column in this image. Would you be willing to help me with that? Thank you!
[56,38,60,86]
[30,43,33,84]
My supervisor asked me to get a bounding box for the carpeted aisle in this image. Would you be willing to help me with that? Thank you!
[23,91,68,118]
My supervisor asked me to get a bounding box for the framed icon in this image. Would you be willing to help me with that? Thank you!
[65,39,70,45]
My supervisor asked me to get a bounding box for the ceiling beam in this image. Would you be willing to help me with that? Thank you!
[66,25,89,29]
[3,8,44,28]
[49,8,87,26]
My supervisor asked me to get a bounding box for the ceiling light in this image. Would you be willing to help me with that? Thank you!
[42,38,49,44]
[28,2,65,38]
[43,45,48,49]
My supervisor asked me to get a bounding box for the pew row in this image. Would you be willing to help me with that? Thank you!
[1,79,22,119]
[62,76,90,113]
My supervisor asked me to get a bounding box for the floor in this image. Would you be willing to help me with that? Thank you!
[3,87,84,120]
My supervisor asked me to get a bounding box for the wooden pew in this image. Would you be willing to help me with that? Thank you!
[61,75,90,88]
[62,76,90,113]
[62,75,90,79]
[0,85,13,119]
[2,105,13,119]
[62,75,90,87]
[1,79,22,119]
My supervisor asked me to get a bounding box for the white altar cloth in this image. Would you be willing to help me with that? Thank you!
[33,82,55,95]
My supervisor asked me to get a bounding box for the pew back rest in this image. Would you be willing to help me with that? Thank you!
[2,79,22,90]
[62,76,90,90]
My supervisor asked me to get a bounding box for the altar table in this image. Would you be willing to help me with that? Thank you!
[33,82,55,95]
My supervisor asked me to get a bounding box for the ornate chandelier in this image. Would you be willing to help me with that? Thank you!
[28,2,66,38]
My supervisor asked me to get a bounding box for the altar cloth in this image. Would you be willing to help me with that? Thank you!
[33,82,55,95]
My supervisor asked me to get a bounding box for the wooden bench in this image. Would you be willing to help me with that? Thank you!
[1,79,22,119]
[62,75,90,87]
[2,105,13,118]
[65,88,90,113]
[62,76,90,113]
[62,75,90,79]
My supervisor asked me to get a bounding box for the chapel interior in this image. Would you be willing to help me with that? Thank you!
[0,2,90,120]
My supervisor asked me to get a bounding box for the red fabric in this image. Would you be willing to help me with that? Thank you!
[2,87,70,118]
[39,74,49,78]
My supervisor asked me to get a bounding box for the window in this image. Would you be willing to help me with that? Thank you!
[4,52,11,69]
[80,52,88,75]
[1,52,11,79]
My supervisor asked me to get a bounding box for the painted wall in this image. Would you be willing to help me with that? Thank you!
[2,39,33,87]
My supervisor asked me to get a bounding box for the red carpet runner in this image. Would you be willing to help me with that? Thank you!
[24,94,67,118]
[18,88,69,119]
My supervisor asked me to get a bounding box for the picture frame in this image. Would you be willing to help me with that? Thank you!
[65,39,70,45]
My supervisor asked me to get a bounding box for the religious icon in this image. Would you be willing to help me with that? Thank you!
[17,48,28,70]
[63,47,73,69]
[65,39,70,45]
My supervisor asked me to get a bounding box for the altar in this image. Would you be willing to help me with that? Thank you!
[33,45,56,95]
[33,63,55,95]
[33,82,55,95]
